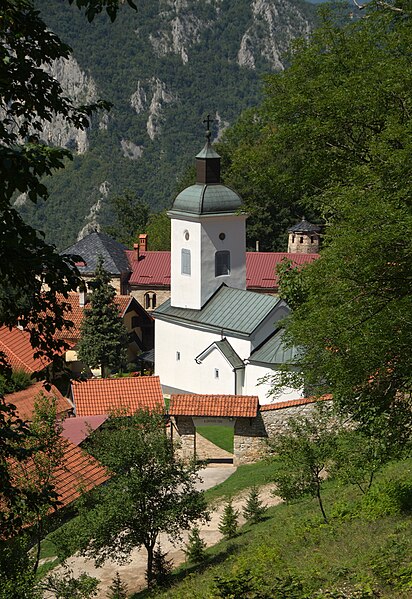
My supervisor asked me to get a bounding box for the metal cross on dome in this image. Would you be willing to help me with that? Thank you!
[203,114,214,140]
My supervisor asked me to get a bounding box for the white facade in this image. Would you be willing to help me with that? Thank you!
[170,213,246,310]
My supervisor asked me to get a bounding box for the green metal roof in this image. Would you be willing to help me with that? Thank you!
[196,142,221,159]
[195,338,244,369]
[154,285,284,336]
[249,328,298,365]
[170,184,242,216]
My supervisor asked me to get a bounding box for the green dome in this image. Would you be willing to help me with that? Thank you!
[170,184,242,216]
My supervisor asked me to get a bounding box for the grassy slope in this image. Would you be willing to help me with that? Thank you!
[196,426,234,454]
[134,457,412,598]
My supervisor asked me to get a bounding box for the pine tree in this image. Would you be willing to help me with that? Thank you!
[150,541,173,587]
[218,499,239,539]
[107,572,128,599]
[242,486,267,524]
[184,526,207,563]
[77,256,128,377]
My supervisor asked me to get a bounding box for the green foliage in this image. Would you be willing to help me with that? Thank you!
[77,256,128,376]
[144,211,171,251]
[0,369,32,395]
[104,189,149,247]
[150,541,173,588]
[107,572,128,599]
[276,259,309,311]
[53,409,208,587]
[250,1,412,428]
[331,428,408,495]
[39,565,99,598]
[268,403,338,523]
[218,499,239,539]
[212,569,257,598]
[19,0,316,251]
[184,526,207,564]
[359,480,412,520]
[242,486,267,524]
[369,536,412,592]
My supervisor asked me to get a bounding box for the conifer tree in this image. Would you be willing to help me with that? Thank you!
[218,499,239,539]
[184,526,207,563]
[77,257,128,377]
[150,541,173,587]
[107,572,128,599]
[242,486,267,524]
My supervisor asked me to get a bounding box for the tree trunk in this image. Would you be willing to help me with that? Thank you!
[316,478,328,524]
[146,543,155,588]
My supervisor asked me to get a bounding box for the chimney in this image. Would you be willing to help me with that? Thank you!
[139,233,148,252]
[79,289,86,307]
[133,243,140,261]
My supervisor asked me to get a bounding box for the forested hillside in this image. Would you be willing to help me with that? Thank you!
[19,0,316,250]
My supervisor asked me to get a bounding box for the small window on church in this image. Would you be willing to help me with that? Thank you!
[300,236,304,244]
[215,368,219,379]
[310,236,314,244]
[181,249,191,275]
[151,293,157,309]
[144,293,150,309]
[215,251,230,277]
[176,351,180,361]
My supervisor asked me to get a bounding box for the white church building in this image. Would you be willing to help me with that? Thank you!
[153,130,302,405]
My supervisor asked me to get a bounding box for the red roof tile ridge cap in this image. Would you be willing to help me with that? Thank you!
[260,395,333,411]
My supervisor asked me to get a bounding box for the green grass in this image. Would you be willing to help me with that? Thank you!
[133,457,412,598]
[204,460,275,503]
[196,426,234,454]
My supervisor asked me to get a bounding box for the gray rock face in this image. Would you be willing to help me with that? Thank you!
[42,56,99,154]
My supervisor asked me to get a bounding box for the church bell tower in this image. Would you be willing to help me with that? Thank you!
[168,116,247,310]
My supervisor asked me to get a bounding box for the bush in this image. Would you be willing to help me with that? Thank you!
[360,480,412,520]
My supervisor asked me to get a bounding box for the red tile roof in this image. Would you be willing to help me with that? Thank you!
[61,415,108,445]
[55,293,134,341]
[169,394,259,418]
[53,439,110,507]
[259,394,333,411]
[11,438,110,511]
[126,250,171,287]
[246,252,319,290]
[5,382,72,421]
[0,326,50,373]
[126,251,318,291]
[72,376,164,417]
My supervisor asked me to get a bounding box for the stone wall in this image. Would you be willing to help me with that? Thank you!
[171,399,332,466]
[129,288,171,311]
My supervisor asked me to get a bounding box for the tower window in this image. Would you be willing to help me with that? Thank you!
[176,351,181,361]
[215,368,219,379]
[215,250,230,276]
[181,249,191,275]
[144,292,157,310]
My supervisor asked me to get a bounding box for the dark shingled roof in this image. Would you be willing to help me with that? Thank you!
[61,232,130,276]
[288,218,322,234]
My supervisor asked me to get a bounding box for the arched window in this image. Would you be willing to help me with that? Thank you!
[181,249,191,275]
[299,236,304,244]
[144,292,157,310]
[151,293,157,309]
[215,250,230,276]
[144,293,151,310]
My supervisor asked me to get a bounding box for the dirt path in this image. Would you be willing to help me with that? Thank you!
[45,437,281,597]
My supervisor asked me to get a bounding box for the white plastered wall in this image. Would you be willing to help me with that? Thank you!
[170,213,246,310]
[154,319,251,394]
[244,362,303,405]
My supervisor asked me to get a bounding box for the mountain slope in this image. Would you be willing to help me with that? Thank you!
[21,0,316,250]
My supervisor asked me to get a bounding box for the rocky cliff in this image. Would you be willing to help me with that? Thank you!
[23,0,315,249]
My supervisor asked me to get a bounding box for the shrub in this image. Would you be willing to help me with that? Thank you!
[184,526,207,563]
[219,499,239,539]
[242,486,267,524]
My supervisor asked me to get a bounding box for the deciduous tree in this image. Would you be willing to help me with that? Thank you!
[55,410,208,588]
